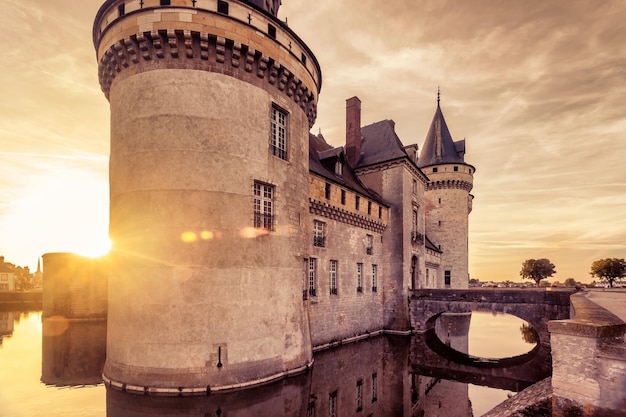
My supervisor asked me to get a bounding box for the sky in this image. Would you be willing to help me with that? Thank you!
[1,0,625,282]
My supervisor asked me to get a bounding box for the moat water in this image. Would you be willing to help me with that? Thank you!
[0,309,540,416]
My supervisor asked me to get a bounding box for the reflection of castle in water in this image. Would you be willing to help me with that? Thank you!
[40,310,548,416]
[0,311,15,347]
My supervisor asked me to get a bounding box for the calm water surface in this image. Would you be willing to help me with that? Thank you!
[0,310,537,416]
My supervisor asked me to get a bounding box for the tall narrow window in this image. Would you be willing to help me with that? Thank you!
[307,400,315,417]
[445,270,451,286]
[329,260,338,295]
[329,391,338,417]
[367,201,372,215]
[325,183,331,199]
[372,265,378,292]
[313,220,325,247]
[355,195,360,210]
[378,206,382,219]
[303,259,309,300]
[356,263,363,293]
[341,189,346,205]
[366,234,373,255]
[254,181,274,231]
[371,373,378,402]
[118,3,125,16]
[271,106,288,160]
[412,179,418,194]
[356,380,363,412]
[309,258,317,296]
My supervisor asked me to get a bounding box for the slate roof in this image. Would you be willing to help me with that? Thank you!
[357,120,409,168]
[418,103,466,168]
[309,133,385,204]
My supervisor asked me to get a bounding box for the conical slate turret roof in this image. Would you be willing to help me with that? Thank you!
[418,103,466,168]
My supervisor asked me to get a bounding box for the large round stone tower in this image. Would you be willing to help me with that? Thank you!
[93,0,321,393]
[418,98,474,289]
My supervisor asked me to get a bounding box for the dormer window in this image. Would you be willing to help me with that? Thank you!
[335,160,343,176]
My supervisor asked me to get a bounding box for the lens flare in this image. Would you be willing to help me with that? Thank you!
[182,232,197,243]
[240,227,269,239]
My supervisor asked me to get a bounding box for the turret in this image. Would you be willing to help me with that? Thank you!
[418,94,474,288]
[93,0,321,393]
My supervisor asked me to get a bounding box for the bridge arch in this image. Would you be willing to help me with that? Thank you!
[410,288,575,347]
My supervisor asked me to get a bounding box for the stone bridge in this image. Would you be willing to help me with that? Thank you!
[409,288,576,346]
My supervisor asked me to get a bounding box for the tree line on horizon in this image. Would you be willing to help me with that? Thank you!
[519,257,626,288]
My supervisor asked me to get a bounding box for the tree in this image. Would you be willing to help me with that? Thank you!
[520,258,556,285]
[563,278,578,287]
[590,258,626,288]
[520,323,539,344]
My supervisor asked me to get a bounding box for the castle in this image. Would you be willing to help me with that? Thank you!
[92,0,473,393]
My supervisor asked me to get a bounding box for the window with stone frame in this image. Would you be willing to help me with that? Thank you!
[313,220,325,247]
[329,260,338,295]
[366,234,373,255]
[356,263,363,293]
[271,105,288,160]
[371,264,378,292]
[445,270,451,286]
[253,181,274,231]
[309,258,317,297]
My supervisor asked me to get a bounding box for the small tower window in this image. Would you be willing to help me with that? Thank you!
[301,53,307,65]
[325,183,331,199]
[433,167,438,173]
[268,23,277,39]
[217,0,229,15]
[454,166,459,172]
[118,3,125,16]
[341,190,346,205]
[355,196,360,210]
[367,201,372,215]
[160,0,171,5]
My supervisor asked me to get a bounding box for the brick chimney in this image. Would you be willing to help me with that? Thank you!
[345,96,361,166]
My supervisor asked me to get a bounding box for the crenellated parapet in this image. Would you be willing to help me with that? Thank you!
[93,0,322,127]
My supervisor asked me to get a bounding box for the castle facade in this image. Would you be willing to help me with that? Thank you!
[92,0,473,393]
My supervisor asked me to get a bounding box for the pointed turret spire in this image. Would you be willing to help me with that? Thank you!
[417,94,466,168]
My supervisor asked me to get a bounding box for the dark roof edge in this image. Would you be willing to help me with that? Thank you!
[309,171,389,208]
[356,155,430,183]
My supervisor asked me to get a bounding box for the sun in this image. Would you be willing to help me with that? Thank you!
[76,237,112,258]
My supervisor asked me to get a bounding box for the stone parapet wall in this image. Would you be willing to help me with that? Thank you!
[548,291,626,416]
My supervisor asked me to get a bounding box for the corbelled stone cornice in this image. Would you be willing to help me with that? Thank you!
[98,29,318,127]
[425,179,473,192]
[309,199,386,234]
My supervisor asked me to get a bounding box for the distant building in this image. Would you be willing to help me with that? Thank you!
[0,256,16,291]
